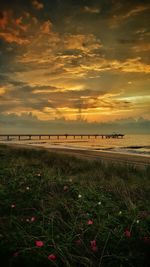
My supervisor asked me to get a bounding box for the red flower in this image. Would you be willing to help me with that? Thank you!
[90,240,96,247]
[75,239,82,246]
[48,254,56,261]
[87,220,93,225]
[124,229,131,238]
[90,240,98,252]
[35,240,44,247]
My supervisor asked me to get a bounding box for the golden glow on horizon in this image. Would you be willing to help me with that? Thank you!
[0,87,6,95]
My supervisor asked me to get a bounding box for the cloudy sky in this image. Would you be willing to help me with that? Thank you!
[0,0,150,132]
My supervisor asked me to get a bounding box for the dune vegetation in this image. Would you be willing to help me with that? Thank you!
[0,144,150,267]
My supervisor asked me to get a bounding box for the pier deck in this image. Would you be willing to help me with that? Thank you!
[0,134,124,141]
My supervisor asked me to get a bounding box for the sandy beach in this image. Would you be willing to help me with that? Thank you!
[4,143,150,168]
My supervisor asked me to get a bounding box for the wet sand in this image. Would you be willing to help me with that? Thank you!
[3,143,150,168]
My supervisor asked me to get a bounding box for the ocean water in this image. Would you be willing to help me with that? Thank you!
[0,134,150,157]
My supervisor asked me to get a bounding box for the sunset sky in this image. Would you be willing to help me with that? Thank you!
[0,0,150,133]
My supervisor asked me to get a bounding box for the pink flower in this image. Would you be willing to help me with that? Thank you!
[124,229,131,238]
[90,240,98,252]
[90,240,96,247]
[48,254,56,261]
[35,240,44,247]
[87,220,93,225]
[31,217,36,222]
[75,239,82,246]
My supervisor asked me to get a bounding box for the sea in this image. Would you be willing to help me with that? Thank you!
[0,134,150,157]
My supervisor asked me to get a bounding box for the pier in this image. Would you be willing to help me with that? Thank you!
[0,133,124,141]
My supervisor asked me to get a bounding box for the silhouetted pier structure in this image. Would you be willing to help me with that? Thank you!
[0,134,124,141]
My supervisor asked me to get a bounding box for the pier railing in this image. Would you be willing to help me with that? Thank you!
[0,134,124,141]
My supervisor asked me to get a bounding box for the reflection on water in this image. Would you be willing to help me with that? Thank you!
[0,135,150,156]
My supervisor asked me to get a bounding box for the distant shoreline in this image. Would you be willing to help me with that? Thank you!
[2,142,150,168]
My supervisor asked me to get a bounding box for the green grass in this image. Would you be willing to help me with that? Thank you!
[0,144,150,267]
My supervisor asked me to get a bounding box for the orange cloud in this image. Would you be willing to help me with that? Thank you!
[15,17,28,32]
[0,11,11,29]
[0,86,6,96]
[132,43,150,52]
[63,34,102,52]
[0,32,29,44]
[0,11,39,45]
[109,4,150,28]
[124,5,149,18]
[77,57,150,75]
[119,58,150,73]
[83,6,101,14]
[40,20,53,34]
[32,0,44,10]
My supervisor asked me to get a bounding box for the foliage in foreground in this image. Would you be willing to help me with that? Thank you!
[0,144,150,267]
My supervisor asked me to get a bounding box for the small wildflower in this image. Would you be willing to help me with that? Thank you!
[69,178,72,182]
[11,204,15,208]
[87,219,93,225]
[26,218,30,222]
[35,240,44,247]
[90,240,96,247]
[37,173,41,177]
[48,254,56,261]
[90,240,98,252]
[136,220,140,224]
[118,211,122,215]
[63,185,69,192]
[78,194,82,198]
[31,216,36,222]
[124,229,131,238]
[98,201,101,205]
[26,186,30,190]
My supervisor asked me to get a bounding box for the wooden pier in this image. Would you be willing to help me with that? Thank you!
[0,133,124,141]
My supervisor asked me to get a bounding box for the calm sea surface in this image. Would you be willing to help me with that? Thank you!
[0,134,150,156]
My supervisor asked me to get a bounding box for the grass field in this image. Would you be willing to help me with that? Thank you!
[0,144,150,267]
